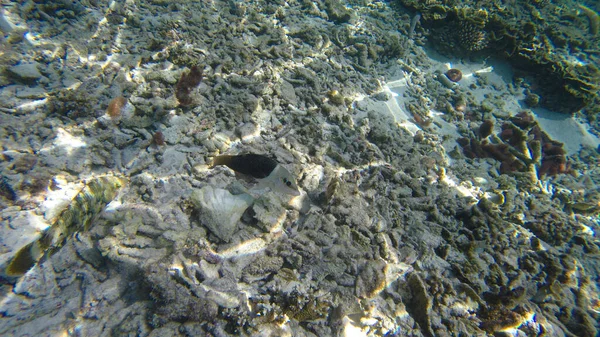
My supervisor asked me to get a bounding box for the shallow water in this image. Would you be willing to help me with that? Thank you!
[0,1,599,336]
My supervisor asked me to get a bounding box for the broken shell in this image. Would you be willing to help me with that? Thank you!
[191,186,254,242]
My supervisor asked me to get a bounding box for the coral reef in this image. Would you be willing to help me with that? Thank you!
[457,20,488,52]
[397,0,600,115]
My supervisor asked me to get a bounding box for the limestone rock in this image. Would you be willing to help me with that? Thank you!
[9,63,42,82]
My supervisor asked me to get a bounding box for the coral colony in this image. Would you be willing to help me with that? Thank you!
[106,96,128,119]
[458,111,569,177]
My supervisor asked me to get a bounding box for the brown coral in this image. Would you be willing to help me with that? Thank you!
[509,111,536,129]
[478,119,494,138]
[539,141,569,176]
[152,131,166,146]
[458,112,569,177]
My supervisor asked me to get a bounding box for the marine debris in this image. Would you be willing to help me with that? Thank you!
[190,185,253,242]
[444,68,462,82]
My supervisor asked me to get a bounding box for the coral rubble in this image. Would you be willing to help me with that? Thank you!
[0,1,598,337]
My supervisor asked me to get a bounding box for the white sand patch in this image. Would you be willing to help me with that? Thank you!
[533,108,600,155]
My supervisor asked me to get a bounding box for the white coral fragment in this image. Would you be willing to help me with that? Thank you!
[191,186,253,242]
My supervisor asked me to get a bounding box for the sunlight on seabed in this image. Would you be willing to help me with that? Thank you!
[204,210,288,260]
[14,98,47,112]
[37,127,87,157]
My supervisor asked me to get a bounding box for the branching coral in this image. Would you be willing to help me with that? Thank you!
[457,20,488,51]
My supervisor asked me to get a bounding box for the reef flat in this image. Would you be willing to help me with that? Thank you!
[0,1,598,336]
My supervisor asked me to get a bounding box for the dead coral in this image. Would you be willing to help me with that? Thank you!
[145,263,218,327]
[0,175,17,201]
[522,210,581,246]
[578,4,600,36]
[478,304,524,334]
[21,174,51,195]
[10,153,38,173]
[457,111,569,178]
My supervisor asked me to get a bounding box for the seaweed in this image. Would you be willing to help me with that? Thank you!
[106,96,128,119]
[175,65,203,106]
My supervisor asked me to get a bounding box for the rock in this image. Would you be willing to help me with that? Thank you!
[0,10,14,33]
[15,86,46,99]
[235,122,259,143]
[278,80,297,105]
[8,62,43,82]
